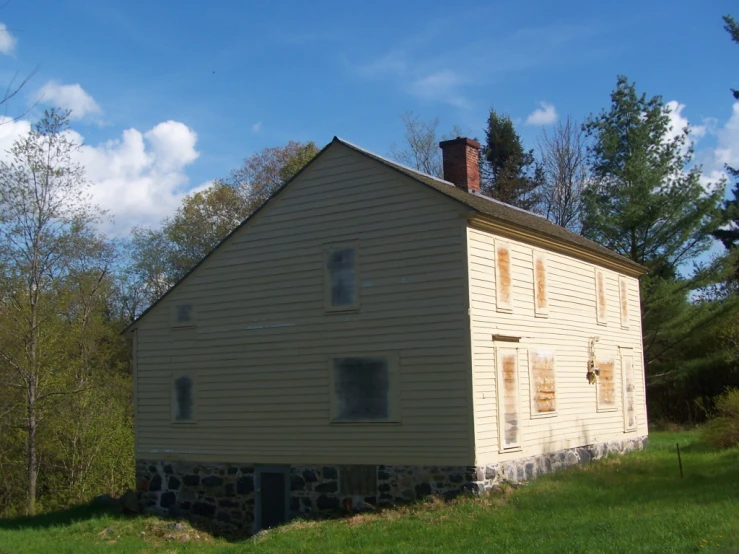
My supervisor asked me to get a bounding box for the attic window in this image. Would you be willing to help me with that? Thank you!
[325,245,359,311]
[495,241,513,312]
[171,303,196,328]
[331,357,398,423]
[172,375,195,423]
[595,269,607,325]
[533,252,548,317]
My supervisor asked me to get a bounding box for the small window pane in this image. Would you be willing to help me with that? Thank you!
[177,304,193,323]
[174,376,193,421]
[328,249,356,307]
[334,358,389,421]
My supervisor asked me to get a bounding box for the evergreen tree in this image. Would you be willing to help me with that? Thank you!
[481,109,543,211]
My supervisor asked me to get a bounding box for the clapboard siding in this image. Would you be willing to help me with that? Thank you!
[134,143,474,466]
[467,226,647,465]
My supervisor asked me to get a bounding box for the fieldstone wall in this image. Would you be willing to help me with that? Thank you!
[136,435,647,532]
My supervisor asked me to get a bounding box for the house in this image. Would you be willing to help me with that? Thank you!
[125,136,648,532]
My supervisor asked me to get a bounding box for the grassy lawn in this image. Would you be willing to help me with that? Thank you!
[0,431,737,553]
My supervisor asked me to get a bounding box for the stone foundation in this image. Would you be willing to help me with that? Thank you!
[136,436,647,532]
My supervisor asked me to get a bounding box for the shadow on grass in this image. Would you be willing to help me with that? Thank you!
[0,504,123,531]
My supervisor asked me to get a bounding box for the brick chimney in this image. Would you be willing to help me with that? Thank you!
[439,137,481,194]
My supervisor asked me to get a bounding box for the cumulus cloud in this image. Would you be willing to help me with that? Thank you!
[525,102,558,126]
[664,100,706,150]
[37,81,102,121]
[0,23,16,55]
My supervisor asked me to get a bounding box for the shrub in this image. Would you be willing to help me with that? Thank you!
[701,388,739,449]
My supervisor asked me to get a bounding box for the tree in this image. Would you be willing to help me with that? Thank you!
[0,109,111,515]
[481,109,543,211]
[389,111,463,178]
[537,116,587,231]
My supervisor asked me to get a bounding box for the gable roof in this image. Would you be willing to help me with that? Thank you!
[124,136,645,333]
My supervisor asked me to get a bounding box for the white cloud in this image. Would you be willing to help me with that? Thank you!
[37,81,102,121]
[664,100,706,149]
[525,102,558,126]
[252,122,262,133]
[0,23,17,55]
[406,70,469,109]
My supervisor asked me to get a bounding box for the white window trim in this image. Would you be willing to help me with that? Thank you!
[495,240,513,313]
[328,353,401,424]
[496,346,522,452]
[170,371,198,425]
[528,349,557,419]
[620,348,637,432]
[595,354,618,413]
[170,302,197,329]
[619,276,630,330]
[323,242,360,313]
[595,268,608,326]
[532,251,549,318]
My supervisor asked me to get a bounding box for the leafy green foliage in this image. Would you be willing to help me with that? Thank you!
[701,388,739,449]
[481,109,543,211]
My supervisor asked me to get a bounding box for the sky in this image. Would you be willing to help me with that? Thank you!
[0,0,736,235]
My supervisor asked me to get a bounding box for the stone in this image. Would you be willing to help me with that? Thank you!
[168,477,181,490]
[202,476,223,487]
[449,472,464,483]
[183,474,200,487]
[191,502,216,518]
[168,522,187,532]
[218,498,240,508]
[322,467,338,480]
[577,448,591,463]
[164,465,173,475]
[240,466,253,474]
[291,475,305,491]
[160,492,176,508]
[315,481,338,493]
[415,482,432,497]
[224,484,235,497]
[524,463,534,480]
[377,470,391,480]
[301,497,312,509]
[227,466,238,475]
[216,511,231,523]
[136,478,149,492]
[236,476,254,495]
[120,490,140,514]
[290,497,300,511]
[316,495,340,510]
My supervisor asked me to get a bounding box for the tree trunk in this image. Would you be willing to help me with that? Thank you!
[26,379,37,516]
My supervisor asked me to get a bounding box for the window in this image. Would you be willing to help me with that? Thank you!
[496,241,513,312]
[171,303,196,328]
[496,348,521,450]
[533,252,548,317]
[596,355,617,412]
[595,268,607,325]
[621,352,637,431]
[172,375,196,423]
[331,357,398,422]
[529,350,556,417]
[325,245,359,311]
[619,276,630,329]
[339,466,377,495]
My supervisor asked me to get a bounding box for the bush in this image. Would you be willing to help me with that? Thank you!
[701,388,739,449]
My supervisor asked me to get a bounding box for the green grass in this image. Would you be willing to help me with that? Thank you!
[1,431,737,553]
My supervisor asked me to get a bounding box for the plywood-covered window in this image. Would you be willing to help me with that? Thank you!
[595,268,607,325]
[621,353,637,431]
[533,252,548,317]
[331,357,398,423]
[325,244,359,311]
[171,303,197,328]
[496,241,513,312]
[529,350,556,417]
[619,276,630,329]
[172,374,196,423]
[496,348,521,450]
[596,356,617,412]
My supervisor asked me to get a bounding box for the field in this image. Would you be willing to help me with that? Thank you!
[0,431,737,553]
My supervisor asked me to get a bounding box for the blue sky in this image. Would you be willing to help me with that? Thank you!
[0,0,736,233]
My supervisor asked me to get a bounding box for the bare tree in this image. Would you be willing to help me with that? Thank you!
[389,111,463,178]
[537,116,588,231]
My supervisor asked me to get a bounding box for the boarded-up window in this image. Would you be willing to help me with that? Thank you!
[596,357,617,411]
[622,354,636,430]
[339,465,377,495]
[496,241,513,312]
[497,348,521,450]
[326,246,358,310]
[533,252,548,317]
[529,350,556,417]
[619,276,629,329]
[595,268,607,325]
[332,358,392,422]
[172,376,194,422]
[171,303,196,328]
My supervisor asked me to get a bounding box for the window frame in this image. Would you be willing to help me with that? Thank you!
[170,371,198,425]
[619,276,630,330]
[595,353,618,413]
[170,302,197,328]
[328,353,400,424]
[620,348,637,432]
[323,242,360,313]
[495,240,513,313]
[528,349,557,419]
[496,347,522,452]
[594,268,608,326]
[532,251,549,318]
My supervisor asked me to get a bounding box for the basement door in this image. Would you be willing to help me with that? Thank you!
[254,466,290,531]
